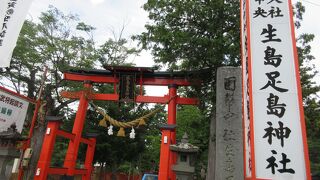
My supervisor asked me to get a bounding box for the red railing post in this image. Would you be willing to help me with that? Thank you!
[158,125,176,180]
[64,81,91,175]
[83,135,97,180]
[34,116,62,180]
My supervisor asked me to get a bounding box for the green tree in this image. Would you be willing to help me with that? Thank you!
[0,6,110,179]
[135,0,240,69]
[134,0,241,112]
[97,26,140,66]
[0,6,99,179]
[0,5,159,179]
[294,2,320,174]
[176,105,208,176]
[139,104,167,173]
[134,1,242,176]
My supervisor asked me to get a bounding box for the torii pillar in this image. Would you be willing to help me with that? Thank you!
[64,81,92,175]
[159,84,177,180]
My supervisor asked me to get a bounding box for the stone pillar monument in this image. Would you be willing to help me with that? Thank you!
[215,67,243,180]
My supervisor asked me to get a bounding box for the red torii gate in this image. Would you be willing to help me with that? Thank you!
[34,66,205,180]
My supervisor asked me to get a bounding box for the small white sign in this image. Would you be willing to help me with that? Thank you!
[46,128,51,135]
[12,158,20,173]
[36,168,40,176]
[164,136,168,144]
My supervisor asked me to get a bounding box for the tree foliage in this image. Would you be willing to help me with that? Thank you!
[294,2,320,174]
[134,0,241,113]
[135,0,240,70]
[0,6,100,179]
[0,6,147,179]
[176,105,208,175]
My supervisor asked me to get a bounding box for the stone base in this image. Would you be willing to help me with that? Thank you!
[0,147,21,180]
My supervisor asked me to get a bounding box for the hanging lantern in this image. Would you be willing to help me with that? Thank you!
[129,127,135,139]
[108,125,114,135]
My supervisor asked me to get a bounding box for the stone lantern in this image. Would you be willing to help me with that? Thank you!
[0,123,25,179]
[170,133,199,180]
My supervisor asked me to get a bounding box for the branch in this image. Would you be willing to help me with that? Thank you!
[54,99,76,113]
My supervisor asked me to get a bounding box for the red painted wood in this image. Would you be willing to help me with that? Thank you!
[58,72,200,180]
[47,168,68,175]
[61,91,119,101]
[0,85,36,103]
[83,138,96,180]
[168,86,177,180]
[140,78,197,86]
[57,130,75,140]
[34,121,61,180]
[63,83,91,175]
[176,97,199,105]
[136,95,169,104]
[92,93,119,101]
[158,85,178,180]
[60,91,82,99]
[61,91,198,105]
[80,137,93,146]
[74,169,88,175]
[64,72,199,86]
[64,73,118,83]
[158,130,171,180]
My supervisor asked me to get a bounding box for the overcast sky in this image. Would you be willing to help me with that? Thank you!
[27,0,167,96]
[27,0,320,93]
[292,0,320,85]
[28,0,153,66]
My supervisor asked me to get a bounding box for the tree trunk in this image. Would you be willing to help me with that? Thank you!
[23,122,47,180]
[23,88,55,179]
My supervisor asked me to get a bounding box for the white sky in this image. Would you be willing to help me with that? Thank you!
[28,0,153,66]
[293,0,320,87]
[27,0,167,96]
[27,0,320,96]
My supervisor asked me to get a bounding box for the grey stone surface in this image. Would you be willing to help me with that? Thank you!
[206,110,216,180]
[0,124,23,180]
[215,67,243,180]
[0,147,20,180]
[170,133,198,180]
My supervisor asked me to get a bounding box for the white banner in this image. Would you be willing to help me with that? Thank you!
[0,89,29,133]
[242,0,311,179]
[0,0,34,67]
